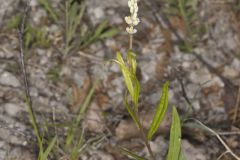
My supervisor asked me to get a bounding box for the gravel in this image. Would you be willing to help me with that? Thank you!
[0,72,20,87]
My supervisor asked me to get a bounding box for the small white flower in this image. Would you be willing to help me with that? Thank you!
[125,16,132,25]
[133,18,140,26]
[126,26,137,34]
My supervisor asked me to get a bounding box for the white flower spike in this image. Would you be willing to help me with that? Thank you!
[125,0,140,34]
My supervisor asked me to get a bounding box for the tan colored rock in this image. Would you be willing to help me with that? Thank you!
[182,140,207,160]
[83,103,105,133]
[115,120,138,141]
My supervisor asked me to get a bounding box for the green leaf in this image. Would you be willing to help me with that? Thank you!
[167,106,182,160]
[70,129,85,160]
[118,146,146,160]
[179,41,193,53]
[65,80,98,147]
[124,94,140,128]
[147,81,169,140]
[126,51,140,106]
[115,52,135,99]
[38,0,58,23]
[127,51,137,75]
[6,14,21,29]
[94,19,108,37]
[178,150,187,160]
[99,28,118,39]
[132,76,141,107]
[114,51,140,107]
[42,136,57,160]
[24,31,32,48]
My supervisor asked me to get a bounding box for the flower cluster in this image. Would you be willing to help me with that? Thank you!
[125,0,140,34]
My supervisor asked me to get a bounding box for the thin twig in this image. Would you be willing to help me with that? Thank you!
[217,151,229,160]
[178,78,194,112]
[218,131,240,136]
[187,119,240,160]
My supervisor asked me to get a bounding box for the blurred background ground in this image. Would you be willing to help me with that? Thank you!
[0,0,240,159]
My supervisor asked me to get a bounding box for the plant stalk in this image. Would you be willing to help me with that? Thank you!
[17,0,43,157]
[139,123,155,160]
[129,35,133,50]
[134,107,155,160]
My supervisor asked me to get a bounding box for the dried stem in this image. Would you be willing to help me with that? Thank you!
[218,131,240,136]
[17,0,43,154]
[217,151,229,160]
[18,0,32,104]
[189,119,240,160]
[129,35,133,50]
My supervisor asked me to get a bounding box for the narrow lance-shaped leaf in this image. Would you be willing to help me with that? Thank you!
[42,135,57,160]
[99,28,118,39]
[127,51,137,75]
[178,149,187,160]
[114,51,140,107]
[167,106,182,160]
[66,80,98,147]
[94,19,108,37]
[115,52,134,99]
[147,81,169,140]
[38,0,58,23]
[132,76,140,108]
[124,94,140,128]
[118,146,146,160]
[126,51,140,106]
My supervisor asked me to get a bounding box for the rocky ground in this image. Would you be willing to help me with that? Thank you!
[0,0,240,159]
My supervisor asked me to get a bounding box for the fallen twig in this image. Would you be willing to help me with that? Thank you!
[218,131,240,136]
[187,119,240,160]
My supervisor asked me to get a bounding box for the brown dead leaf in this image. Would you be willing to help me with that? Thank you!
[70,76,91,113]
[96,93,110,110]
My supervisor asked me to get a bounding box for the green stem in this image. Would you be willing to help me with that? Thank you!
[26,98,43,159]
[134,107,155,160]
[64,0,70,56]
[139,122,155,160]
